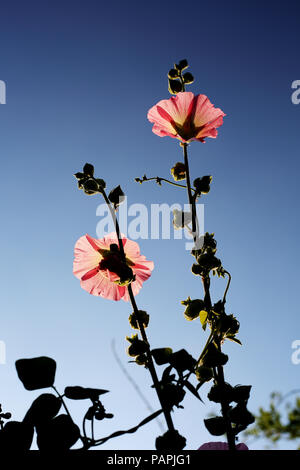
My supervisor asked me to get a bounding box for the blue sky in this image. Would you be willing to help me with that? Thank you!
[0,0,300,450]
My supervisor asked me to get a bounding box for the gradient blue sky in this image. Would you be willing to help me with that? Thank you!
[0,0,300,450]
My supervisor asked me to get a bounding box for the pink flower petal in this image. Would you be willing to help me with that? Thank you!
[73,235,102,280]
[148,91,225,143]
[73,233,154,301]
[81,267,99,281]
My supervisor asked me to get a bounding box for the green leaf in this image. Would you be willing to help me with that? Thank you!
[199,310,208,330]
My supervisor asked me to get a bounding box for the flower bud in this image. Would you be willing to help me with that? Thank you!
[83,178,100,195]
[108,185,125,209]
[174,59,188,71]
[229,403,255,426]
[216,314,240,336]
[195,365,213,382]
[183,72,194,84]
[197,253,221,271]
[155,430,186,450]
[191,264,203,276]
[181,297,205,321]
[168,79,183,95]
[129,310,150,330]
[83,163,94,177]
[135,354,148,366]
[201,343,228,368]
[160,383,186,408]
[193,176,212,195]
[168,68,179,79]
[170,162,186,181]
[126,335,148,357]
[207,382,234,403]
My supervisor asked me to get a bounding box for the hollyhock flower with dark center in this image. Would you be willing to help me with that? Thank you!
[147,92,225,143]
[73,233,154,301]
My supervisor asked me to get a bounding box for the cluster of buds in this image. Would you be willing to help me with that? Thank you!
[74,163,106,195]
[126,334,148,366]
[191,232,222,277]
[168,59,194,95]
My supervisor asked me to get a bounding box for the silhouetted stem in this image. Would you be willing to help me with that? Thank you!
[100,188,175,434]
[52,385,87,447]
[201,275,236,451]
[182,143,199,248]
[182,145,236,450]
[222,270,231,304]
[136,175,195,192]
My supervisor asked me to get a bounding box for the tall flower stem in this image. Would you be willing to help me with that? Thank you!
[182,143,199,248]
[99,188,175,434]
[201,275,236,451]
[181,144,236,451]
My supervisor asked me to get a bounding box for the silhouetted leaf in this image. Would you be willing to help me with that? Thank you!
[151,348,173,366]
[226,335,242,345]
[23,394,61,426]
[0,421,34,450]
[183,380,203,402]
[15,357,56,391]
[232,385,252,403]
[36,414,80,451]
[169,349,196,372]
[64,386,109,401]
[204,417,227,436]
[162,365,175,383]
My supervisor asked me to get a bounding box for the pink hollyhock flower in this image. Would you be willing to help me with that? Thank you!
[73,233,154,301]
[198,442,248,450]
[147,91,225,143]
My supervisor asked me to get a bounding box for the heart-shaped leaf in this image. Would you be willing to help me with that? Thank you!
[36,414,80,451]
[23,394,61,426]
[15,357,56,391]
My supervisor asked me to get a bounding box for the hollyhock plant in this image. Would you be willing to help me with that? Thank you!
[73,232,154,301]
[147,91,225,143]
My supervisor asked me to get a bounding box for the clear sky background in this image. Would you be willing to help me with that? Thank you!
[0,0,300,450]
